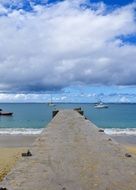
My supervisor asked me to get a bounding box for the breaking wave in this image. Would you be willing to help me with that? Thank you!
[0,128,43,135]
[1,127,136,135]
[104,128,136,135]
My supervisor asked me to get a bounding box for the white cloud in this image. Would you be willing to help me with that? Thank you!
[0,0,136,92]
[119,96,129,103]
[0,93,50,102]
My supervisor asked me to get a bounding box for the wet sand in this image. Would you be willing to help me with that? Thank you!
[111,135,136,155]
[0,134,38,148]
[0,134,136,148]
[111,135,136,145]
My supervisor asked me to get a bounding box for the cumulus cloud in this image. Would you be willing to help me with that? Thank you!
[0,0,136,92]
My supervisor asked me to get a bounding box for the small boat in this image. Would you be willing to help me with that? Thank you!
[48,102,54,106]
[48,94,55,107]
[0,112,13,116]
[48,102,55,107]
[94,102,108,109]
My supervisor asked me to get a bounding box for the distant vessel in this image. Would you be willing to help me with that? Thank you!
[48,102,55,107]
[0,112,13,116]
[48,94,55,107]
[94,102,108,109]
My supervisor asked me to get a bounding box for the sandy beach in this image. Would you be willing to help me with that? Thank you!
[0,147,26,181]
[0,134,37,181]
[111,135,136,154]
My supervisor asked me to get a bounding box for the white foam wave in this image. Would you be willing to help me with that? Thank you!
[1,128,136,135]
[104,128,136,135]
[0,128,43,135]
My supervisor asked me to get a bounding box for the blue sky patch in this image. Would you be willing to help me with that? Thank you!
[120,35,136,45]
[1,0,135,12]
[89,0,134,6]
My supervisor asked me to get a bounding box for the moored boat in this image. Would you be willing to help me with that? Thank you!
[0,112,13,116]
[48,93,56,107]
[48,102,55,107]
[94,102,108,109]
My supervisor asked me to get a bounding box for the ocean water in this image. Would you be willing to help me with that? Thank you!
[0,103,136,135]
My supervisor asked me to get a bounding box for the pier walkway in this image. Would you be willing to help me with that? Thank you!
[1,110,136,190]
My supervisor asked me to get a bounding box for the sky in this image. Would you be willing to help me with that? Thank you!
[0,0,136,102]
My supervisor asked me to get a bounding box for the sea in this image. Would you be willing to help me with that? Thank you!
[0,103,136,135]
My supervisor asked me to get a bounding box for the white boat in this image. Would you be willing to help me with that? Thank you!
[94,102,108,109]
[48,94,55,107]
[48,102,55,107]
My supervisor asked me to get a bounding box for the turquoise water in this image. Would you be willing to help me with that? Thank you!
[0,103,136,134]
[0,103,52,129]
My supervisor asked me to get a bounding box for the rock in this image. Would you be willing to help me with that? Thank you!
[74,107,81,111]
[22,150,32,157]
[0,187,8,190]
[125,153,132,158]
[27,150,32,156]
[98,129,104,132]
[108,138,112,141]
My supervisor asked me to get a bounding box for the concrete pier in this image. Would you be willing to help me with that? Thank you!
[0,110,136,190]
